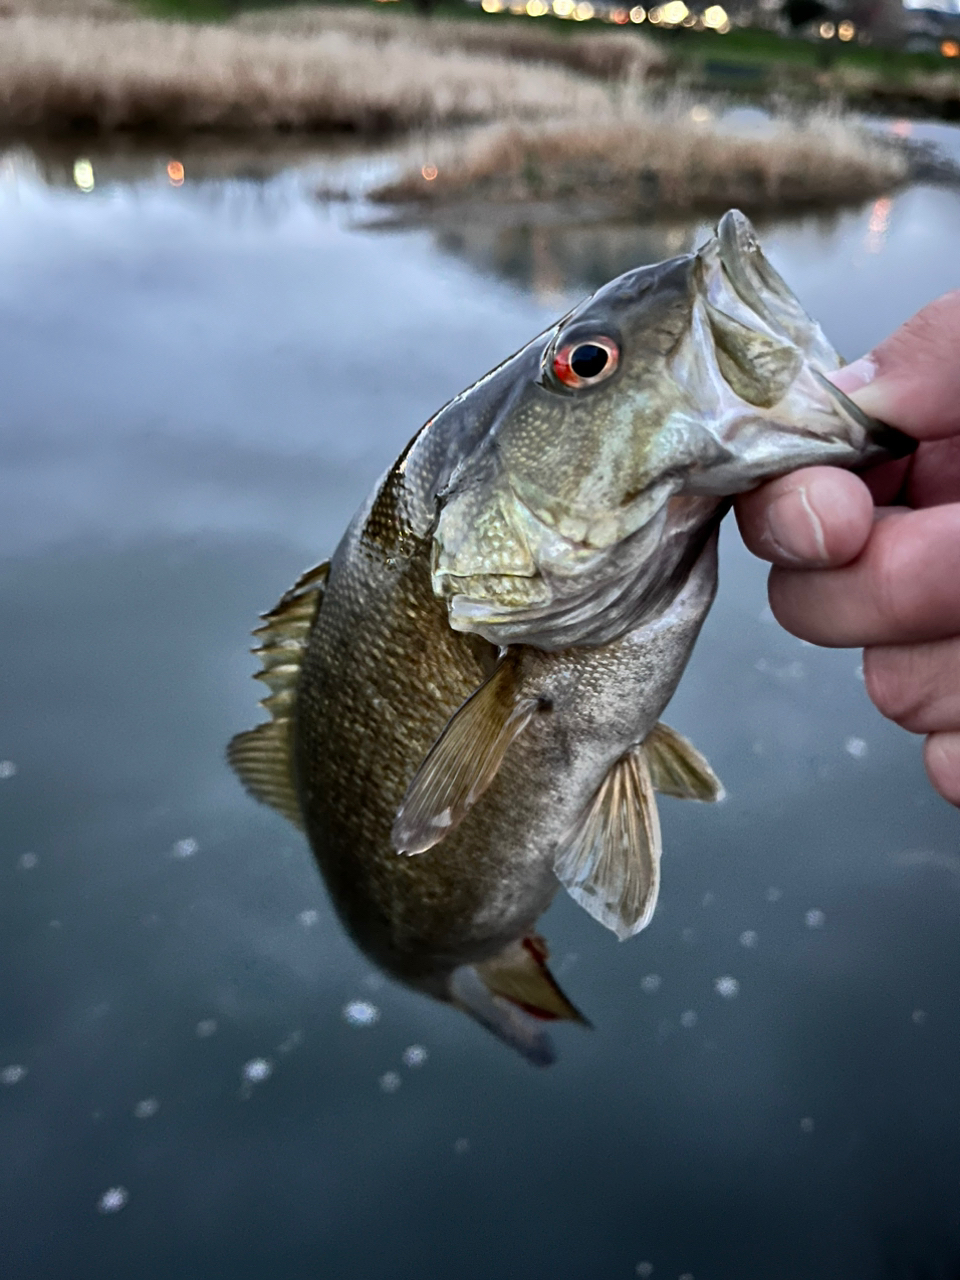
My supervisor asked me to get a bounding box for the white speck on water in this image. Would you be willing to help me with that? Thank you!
[681,927,696,943]
[379,1071,401,1093]
[714,976,740,999]
[739,930,759,949]
[195,1019,218,1038]
[680,1010,698,1029]
[679,1273,694,1280]
[362,972,385,991]
[97,1187,128,1214]
[855,662,865,681]
[133,1098,159,1119]
[758,605,775,625]
[912,1009,927,1025]
[635,1264,654,1278]
[640,974,662,994]
[0,760,17,779]
[701,891,715,908]
[402,1045,428,1068]
[454,1137,470,1155]
[172,837,198,858]
[343,1000,380,1028]
[805,909,826,929]
[17,852,38,871]
[751,740,764,755]
[277,1030,303,1055]
[766,887,782,902]
[49,919,61,929]
[800,1116,814,1133]
[0,1064,27,1085]
[845,737,868,759]
[241,1057,272,1085]
[297,909,319,928]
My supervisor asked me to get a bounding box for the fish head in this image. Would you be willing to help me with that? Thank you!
[432,209,912,649]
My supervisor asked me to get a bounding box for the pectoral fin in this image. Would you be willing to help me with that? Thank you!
[645,722,725,802]
[227,560,329,828]
[554,746,661,941]
[392,653,537,856]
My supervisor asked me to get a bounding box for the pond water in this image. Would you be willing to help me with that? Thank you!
[1,124,959,1280]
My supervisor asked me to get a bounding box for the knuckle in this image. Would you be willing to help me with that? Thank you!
[863,648,918,728]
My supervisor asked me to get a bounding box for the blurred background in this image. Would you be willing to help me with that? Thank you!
[0,0,959,1277]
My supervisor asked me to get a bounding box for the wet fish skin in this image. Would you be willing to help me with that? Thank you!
[230,211,913,1064]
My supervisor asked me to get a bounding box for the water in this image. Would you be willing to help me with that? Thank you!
[1,127,959,1280]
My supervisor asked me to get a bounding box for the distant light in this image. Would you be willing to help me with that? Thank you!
[553,0,575,13]
[714,975,740,998]
[629,4,646,18]
[610,5,630,19]
[819,19,835,36]
[717,18,731,30]
[73,158,94,192]
[421,164,438,181]
[167,160,184,186]
[890,118,912,137]
[703,3,727,26]
[660,0,688,23]
[837,18,855,39]
[343,999,380,1027]
[690,103,712,121]
[526,0,548,14]
[573,1,594,18]
[648,4,662,19]
[481,0,503,11]
[943,38,960,56]
[97,1187,129,1214]
[241,1057,273,1084]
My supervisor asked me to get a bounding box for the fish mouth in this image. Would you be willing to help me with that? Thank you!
[435,571,550,615]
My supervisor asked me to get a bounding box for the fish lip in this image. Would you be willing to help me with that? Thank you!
[714,208,783,330]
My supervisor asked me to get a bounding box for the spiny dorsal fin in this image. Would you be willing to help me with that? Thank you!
[226,560,329,827]
[645,722,725,802]
[554,746,661,941]
[392,652,537,856]
[475,936,589,1024]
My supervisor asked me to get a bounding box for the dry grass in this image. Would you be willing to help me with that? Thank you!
[371,108,911,214]
[0,13,616,134]
[236,6,667,82]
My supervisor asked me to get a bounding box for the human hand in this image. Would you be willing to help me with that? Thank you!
[734,290,960,807]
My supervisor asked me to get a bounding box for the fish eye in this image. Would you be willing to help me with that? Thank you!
[551,337,619,390]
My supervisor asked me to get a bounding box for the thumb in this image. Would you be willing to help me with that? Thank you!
[827,289,960,441]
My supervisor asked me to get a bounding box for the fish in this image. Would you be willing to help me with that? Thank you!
[229,210,913,1066]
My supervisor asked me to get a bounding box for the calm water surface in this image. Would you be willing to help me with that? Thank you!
[2,128,960,1280]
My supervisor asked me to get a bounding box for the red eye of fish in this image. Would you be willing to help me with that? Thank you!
[551,337,620,389]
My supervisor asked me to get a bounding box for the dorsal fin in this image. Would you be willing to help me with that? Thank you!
[475,936,589,1024]
[227,561,329,827]
[391,652,538,856]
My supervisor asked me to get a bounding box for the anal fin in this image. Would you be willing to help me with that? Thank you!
[227,559,329,828]
[392,652,537,855]
[645,722,725,802]
[474,936,588,1024]
[554,746,661,941]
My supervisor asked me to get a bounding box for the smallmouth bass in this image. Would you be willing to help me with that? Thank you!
[230,211,912,1064]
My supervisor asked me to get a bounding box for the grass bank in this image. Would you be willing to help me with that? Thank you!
[0,12,622,134]
[371,108,911,216]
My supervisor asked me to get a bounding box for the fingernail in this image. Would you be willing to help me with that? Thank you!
[826,356,877,397]
[765,484,828,564]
